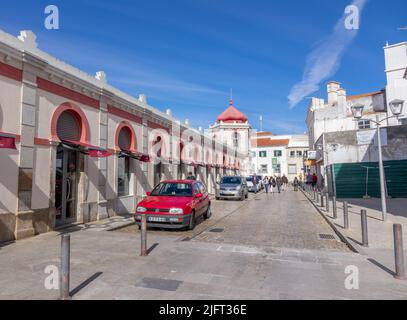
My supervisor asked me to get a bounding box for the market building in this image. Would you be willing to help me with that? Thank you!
[0,30,247,243]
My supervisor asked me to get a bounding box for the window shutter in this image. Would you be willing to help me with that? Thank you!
[118,127,131,151]
[57,111,81,141]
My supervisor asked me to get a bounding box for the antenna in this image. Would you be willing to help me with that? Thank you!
[260,115,263,132]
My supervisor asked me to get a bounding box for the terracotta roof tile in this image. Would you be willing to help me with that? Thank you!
[254,138,290,147]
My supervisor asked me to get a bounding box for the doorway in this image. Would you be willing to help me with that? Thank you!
[55,145,79,226]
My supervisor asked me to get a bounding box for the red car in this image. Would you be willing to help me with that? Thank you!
[134,180,211,230]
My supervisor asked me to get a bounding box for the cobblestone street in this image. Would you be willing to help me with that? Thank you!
[1,189,406,300]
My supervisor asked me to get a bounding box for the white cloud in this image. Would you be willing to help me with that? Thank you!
[288,0,369,108]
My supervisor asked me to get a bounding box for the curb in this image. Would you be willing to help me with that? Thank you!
[300,188,360,254]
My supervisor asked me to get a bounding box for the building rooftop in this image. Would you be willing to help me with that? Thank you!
[254,138,290,148]
[217,99,248,123]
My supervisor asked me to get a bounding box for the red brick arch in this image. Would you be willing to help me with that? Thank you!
[50,102,91,143]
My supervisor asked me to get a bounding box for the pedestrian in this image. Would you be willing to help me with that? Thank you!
[270,177,276,194]
[186,172,196,180]
[293,177,299,192]
[282,175,288,191]
[263,176,270,194]
[312,173,318,190]
[276,176,282,193]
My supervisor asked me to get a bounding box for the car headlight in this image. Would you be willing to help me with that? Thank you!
[136,206,147,213]
[169,208,183,214]
[235,185,242,191]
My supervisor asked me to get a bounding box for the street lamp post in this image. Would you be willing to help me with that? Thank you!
[351,99,404,222]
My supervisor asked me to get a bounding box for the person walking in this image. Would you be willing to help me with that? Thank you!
[293,177,299,192]
[270,177,277,194]
[282,175,288,191]
[312,173,318,190]
[263,176,270,194]
[276,176,282,193]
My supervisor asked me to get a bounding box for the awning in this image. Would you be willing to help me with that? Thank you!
[61,140,112,158]
[0,132,17,150]
[119,150,150,162]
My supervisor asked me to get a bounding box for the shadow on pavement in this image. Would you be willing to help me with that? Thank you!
[367,258,396,277]
[70,272,103,297]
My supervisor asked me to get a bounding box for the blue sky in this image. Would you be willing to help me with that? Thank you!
[1,0,406,134]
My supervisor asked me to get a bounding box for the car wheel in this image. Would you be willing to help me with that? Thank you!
[204,204,212,220]
[216,197,220,200]
[188,211,196,230]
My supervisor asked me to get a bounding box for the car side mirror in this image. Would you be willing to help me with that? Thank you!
[195,193,203,198]
[146,191,151,196]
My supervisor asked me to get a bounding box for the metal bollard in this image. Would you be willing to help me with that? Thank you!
[140,214,148,256]
[325,193,330,212]
[393,224,405,280]
[313,190,316,201]
[343,201,349,229]
[361,209,368,247]
[332,196,337,219]
[60,234,71,300]
[320,193,324,207]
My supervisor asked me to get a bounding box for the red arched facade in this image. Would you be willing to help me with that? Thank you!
[115,121,137,152]
[50,102,91,143]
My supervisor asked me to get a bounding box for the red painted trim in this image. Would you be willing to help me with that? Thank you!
[115,121,137,152]
[108,105,142,124]
[0,62,22,82]
[34,137,51,145]
[147,120,169,132]
[50,102,91,143]
[37,77,99,109]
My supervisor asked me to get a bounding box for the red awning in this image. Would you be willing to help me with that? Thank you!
[119,150,150,162]
[61,140,112,158]
[0,132,17,150]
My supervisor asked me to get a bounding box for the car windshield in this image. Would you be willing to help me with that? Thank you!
[221,177,242,184]
[256,176,262,181]
[151,182,193,197]
[246,177,253,182]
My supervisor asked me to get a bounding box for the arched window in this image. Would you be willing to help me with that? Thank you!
[57,111,81,141]
[118,127,132,151]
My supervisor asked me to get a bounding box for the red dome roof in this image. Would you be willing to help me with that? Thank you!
[217,100,248,123]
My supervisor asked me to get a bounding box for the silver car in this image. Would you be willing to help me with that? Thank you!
[216,176,248,201]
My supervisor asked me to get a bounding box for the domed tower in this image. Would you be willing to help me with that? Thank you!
[209,97,252,157]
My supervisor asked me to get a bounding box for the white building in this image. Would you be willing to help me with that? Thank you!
[251,132,309,181]
[305,41,407,198]
[384,41,407,125]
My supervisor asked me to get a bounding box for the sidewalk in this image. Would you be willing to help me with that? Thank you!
[302,189,407,280]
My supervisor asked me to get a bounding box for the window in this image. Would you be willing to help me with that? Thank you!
[358,120,371,129]
[290,151,295,158]
[288,164,297,174]
[151,182,193,197]
[117,156,130,196]
[233,132,239,148]
[194,183,200,195]
[273,164,281,173]
[260,165,268,174]
[259,151,267,157]
[399,118,407,125]
[57,110,81,141]
[221,177,242,184]
[274,150,282,157]
[296,150,303,157]
[197,181,207,194]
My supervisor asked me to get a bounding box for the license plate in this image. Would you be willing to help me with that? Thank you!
[148,217,166,222]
